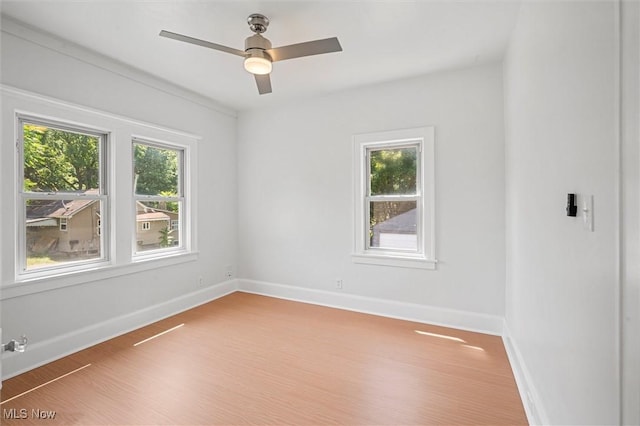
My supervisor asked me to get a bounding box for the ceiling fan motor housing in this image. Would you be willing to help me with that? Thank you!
[245,34,272,51]
[245,34,272,61]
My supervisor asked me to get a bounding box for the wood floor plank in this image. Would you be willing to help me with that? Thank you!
[1,292,528,425]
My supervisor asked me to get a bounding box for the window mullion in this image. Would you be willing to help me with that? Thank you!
[22,193,105,201]
[368,195,419,202]
[135,196,182,202]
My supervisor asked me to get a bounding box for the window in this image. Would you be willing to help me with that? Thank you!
[133,139,184,256]
[18,116,108,275]
[353,127,436,269]
[5,87,199,294]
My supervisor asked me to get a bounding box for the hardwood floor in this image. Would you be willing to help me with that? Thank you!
[0,292,527,425]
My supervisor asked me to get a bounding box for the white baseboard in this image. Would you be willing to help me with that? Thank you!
[3,278,514,405]
[237,279,504,336]
[502,323,549,425]
[1,279,238,380]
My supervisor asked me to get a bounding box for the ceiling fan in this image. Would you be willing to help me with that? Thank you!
[159,13,342,95]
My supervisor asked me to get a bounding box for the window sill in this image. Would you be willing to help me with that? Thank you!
[351,253,437,270]
[2,251,199,300]
[132,248,190,263]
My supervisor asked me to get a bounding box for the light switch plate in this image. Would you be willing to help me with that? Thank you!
[582,195,594,232]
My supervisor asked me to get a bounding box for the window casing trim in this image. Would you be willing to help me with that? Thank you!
[352,127,436,269]
[15,114,111,278]
[3,85,200,295]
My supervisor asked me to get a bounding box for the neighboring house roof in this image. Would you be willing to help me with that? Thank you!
[137,212,170,221]
[136,200,150,213]
[135,200,176,220]
[26,217,58,227]
[373,208,417,233]
[152,208,178,218]
[26,194,172,223]
[26,196,97,220]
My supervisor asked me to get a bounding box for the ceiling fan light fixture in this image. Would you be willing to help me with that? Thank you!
[244,56,272,75]
[244,50,272,75]
[160,13,342,94]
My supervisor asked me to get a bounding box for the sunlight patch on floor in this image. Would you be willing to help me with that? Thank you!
[0,363,92,405]
[414,330,466,343]
[133,323,185,347]
[462,344,485,351]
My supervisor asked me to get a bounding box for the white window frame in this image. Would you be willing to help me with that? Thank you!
[16,114,109,278]
[2,85,199,299]
[132,137,186,260]
[59,217,68,232]
[352,126,436,269]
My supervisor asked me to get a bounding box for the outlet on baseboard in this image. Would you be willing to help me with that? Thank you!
[225,265,233,279]
[336,279,343,289]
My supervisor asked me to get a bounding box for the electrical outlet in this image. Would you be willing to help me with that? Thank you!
[198,276,203,286]
[336,279,343,289]
[225,265,233,279]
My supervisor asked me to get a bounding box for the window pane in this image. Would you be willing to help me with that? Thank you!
[369,147,417,196]
[25,198,102,270]
[135,201,181,252]
[23,123,100,193]
[133,143,179,196]
[369,201,417,250]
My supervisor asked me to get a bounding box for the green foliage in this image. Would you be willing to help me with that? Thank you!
[158,226,174,247]
[26,254,57,267]
[370,147,417,196]
[369,147,418,234]
[159,198,179,213]
[23,124,99,192]
[140,200,179,213]
[24,125,179,203]
[134,144,178,196]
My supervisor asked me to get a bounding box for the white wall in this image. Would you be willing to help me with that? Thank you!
[237,63,506,324]
[621,2,640,423]
[0,18,238,377]
[504,2,619,424]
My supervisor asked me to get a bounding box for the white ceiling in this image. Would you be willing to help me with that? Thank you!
[0,1,521,111]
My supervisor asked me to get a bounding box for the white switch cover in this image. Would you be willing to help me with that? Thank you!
[582,195,594,232]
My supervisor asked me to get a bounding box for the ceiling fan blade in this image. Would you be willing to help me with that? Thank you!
[159,30,247,57]
[266,37,342,62]
[254,74,272,95]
